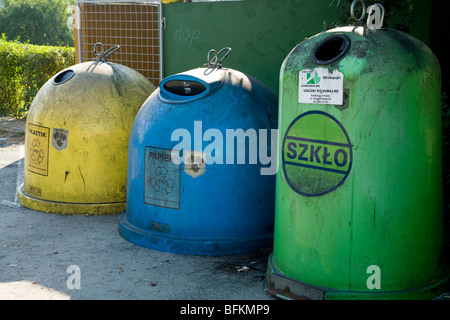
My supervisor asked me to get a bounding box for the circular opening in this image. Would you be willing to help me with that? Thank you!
[312,34,351,65]
[52,69,75,85]
[163,80,207,97]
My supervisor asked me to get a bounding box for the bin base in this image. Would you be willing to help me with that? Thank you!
[118,211,273,256]
[266,253,450,300]
[17,183,125,215]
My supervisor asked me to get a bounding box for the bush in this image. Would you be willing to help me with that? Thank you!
[0,35,75,117]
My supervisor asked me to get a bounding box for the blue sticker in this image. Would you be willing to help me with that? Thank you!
[144,146,181,209]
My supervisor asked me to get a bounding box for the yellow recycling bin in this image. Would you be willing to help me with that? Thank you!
[17,44,156,215]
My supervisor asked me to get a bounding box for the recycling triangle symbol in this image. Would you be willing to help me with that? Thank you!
[152,167,175,194]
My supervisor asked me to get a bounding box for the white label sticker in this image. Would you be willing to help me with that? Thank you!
[299,68,344,105]
[184,150,206,179]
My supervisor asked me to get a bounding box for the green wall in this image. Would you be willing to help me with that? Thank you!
[162,0,340,94]
[162,0,434,94]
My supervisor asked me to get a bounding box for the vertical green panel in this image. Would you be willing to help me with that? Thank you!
[162,0,340,94]
[409,0,432,45]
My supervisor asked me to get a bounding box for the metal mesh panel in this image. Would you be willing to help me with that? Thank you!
[76,1,162,85]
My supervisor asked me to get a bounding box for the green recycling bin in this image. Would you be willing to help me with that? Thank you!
[267,2,449,300]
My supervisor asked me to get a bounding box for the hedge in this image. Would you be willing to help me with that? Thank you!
[0,35,75,117]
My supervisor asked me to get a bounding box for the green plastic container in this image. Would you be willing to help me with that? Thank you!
[267,23,449,299]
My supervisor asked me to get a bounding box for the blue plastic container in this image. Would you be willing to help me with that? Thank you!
[118,65,278,255]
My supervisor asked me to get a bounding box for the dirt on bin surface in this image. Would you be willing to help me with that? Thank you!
[0,116,449,300]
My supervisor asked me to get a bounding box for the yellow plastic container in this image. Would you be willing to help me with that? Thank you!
[18,56,155,215]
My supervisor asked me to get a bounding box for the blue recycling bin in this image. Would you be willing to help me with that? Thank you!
[119,59,278,255]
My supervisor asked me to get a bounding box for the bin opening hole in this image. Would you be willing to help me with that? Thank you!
[163,80,207,96]
[53,69,75,85]
[312,34,350,65]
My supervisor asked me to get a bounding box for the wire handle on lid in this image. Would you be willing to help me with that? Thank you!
[204,47,232,69]
[350,0,385,29]
[93,42,120,62]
